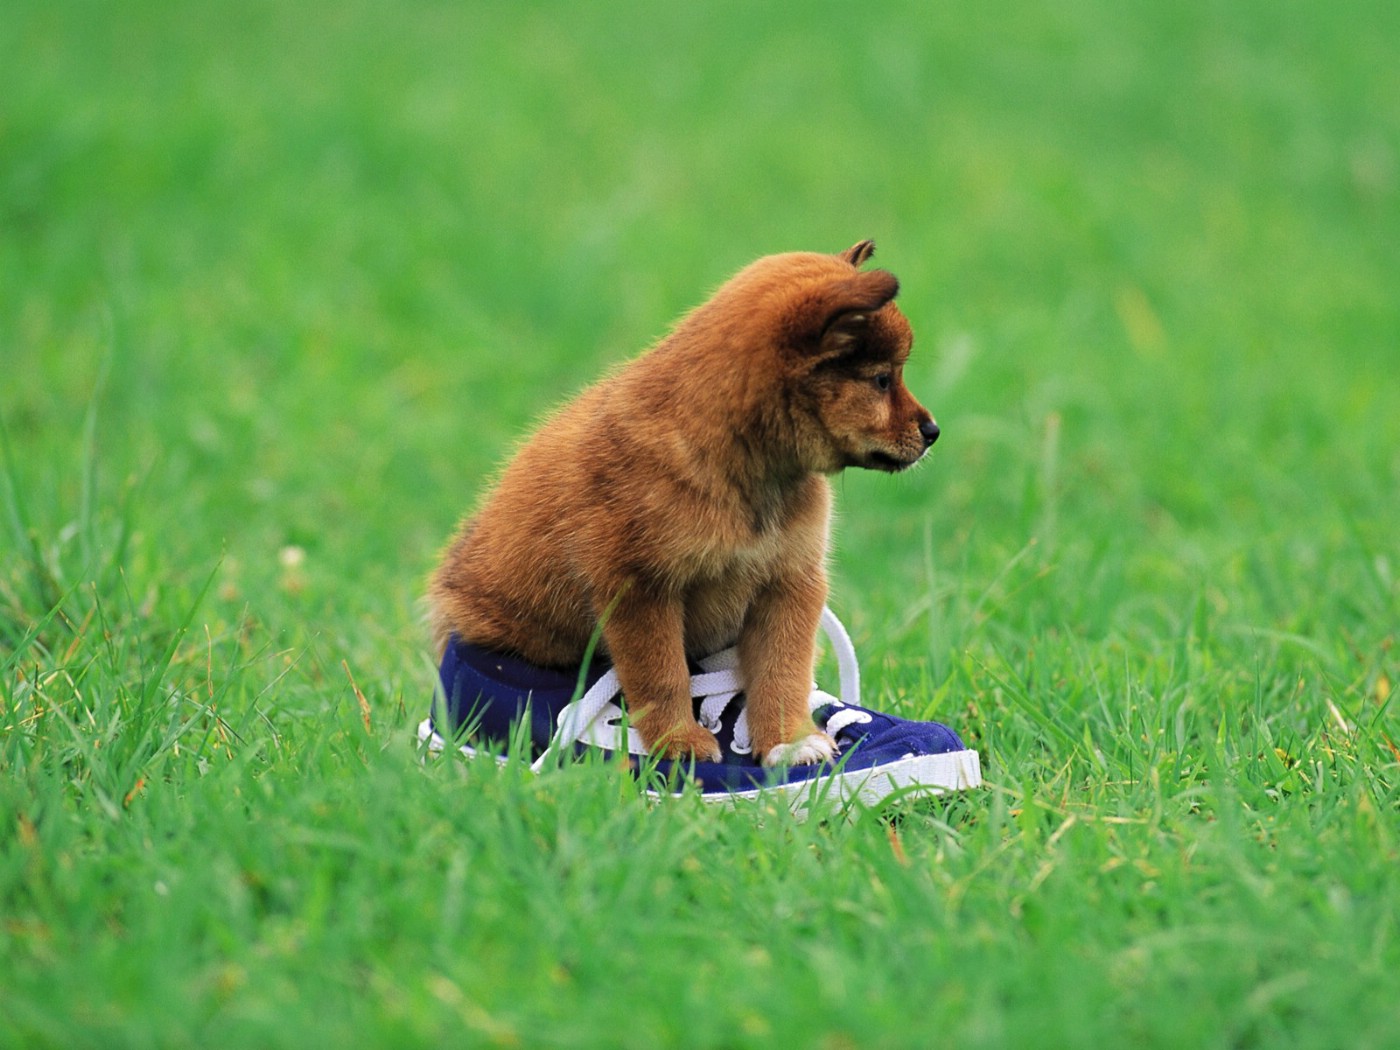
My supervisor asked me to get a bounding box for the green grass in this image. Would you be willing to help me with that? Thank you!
[3,0,1398,1046]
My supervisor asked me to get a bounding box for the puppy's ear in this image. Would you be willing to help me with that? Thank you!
[817,269,900,354]
[839,240,877,267]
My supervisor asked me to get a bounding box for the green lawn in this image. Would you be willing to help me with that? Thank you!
[3,0,1398,1046]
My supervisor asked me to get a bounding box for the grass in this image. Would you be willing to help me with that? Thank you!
[2,0,1398,1046]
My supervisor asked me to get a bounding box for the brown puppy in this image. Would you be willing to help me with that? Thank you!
[429,240,938,765]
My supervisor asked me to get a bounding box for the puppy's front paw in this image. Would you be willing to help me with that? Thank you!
[761,732,837,768]
[648,719,723,763]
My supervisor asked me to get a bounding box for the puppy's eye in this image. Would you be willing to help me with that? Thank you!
[873,373,892,392]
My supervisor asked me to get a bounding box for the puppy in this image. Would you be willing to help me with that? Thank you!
[429,240,938,765]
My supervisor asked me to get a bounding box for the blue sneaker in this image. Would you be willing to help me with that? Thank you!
[417,608,981,813]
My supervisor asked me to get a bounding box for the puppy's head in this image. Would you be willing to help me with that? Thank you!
[773,241,939,475]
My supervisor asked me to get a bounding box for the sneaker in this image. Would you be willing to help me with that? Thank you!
[418,607,981,813]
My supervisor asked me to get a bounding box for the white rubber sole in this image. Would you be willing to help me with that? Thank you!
[418,719,981,816]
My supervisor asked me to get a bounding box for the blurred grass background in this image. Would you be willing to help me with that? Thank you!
[5,0,1397,640]
[7,2,1396,637]
[3,0,1398,1046]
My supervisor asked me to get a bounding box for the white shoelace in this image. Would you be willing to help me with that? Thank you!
[531,606,864,772]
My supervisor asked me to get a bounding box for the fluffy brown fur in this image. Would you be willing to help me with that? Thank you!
[429,240,938,765]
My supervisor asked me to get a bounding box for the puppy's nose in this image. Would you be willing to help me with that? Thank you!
[919,420,940,446]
